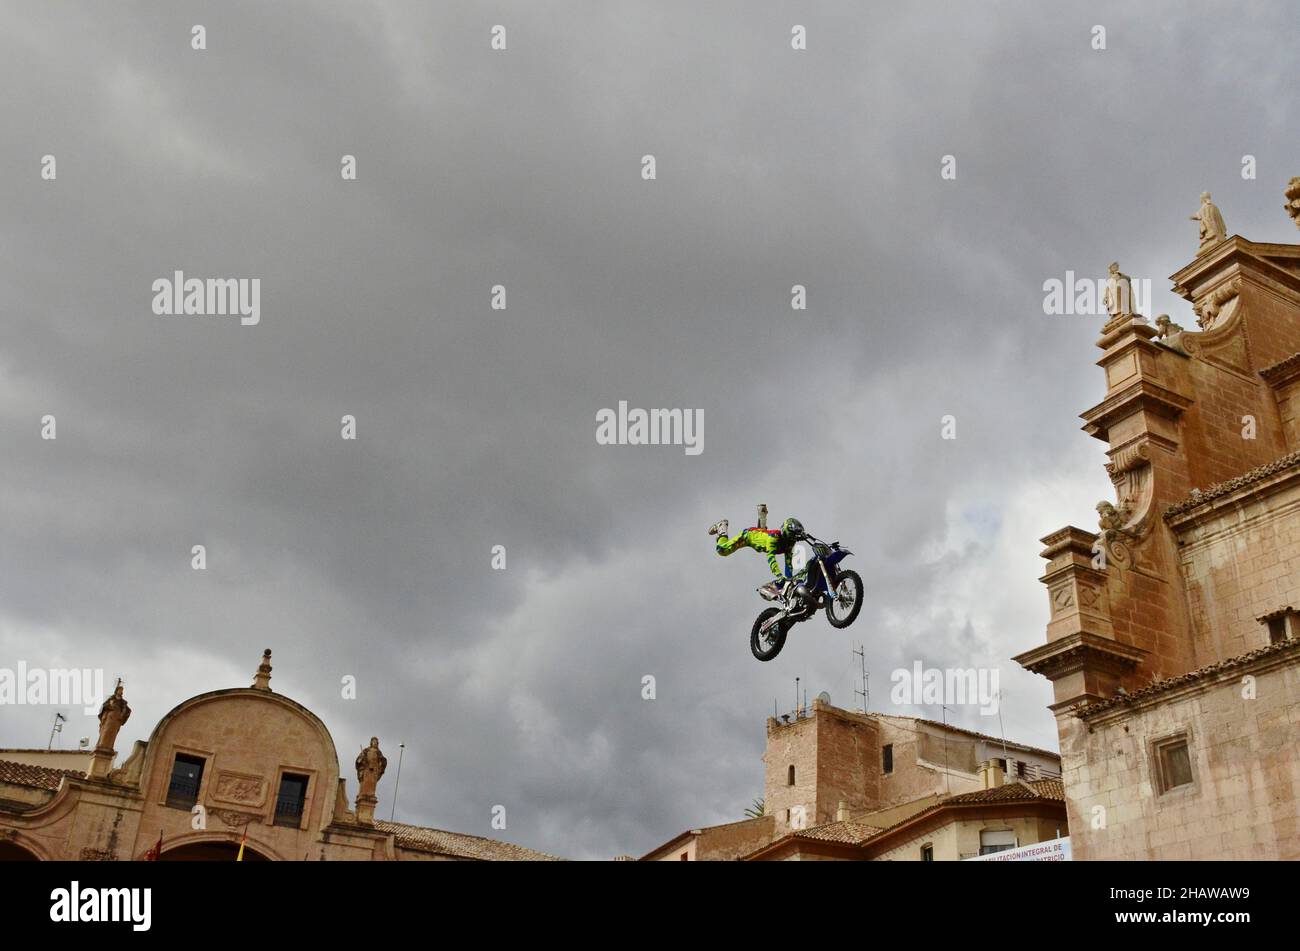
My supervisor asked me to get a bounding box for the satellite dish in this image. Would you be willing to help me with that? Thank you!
[816,691,832,705]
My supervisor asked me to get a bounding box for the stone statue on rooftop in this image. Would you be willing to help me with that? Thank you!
[1286,177,1300,230]
[355,737,387,799]
[1103,262,1134,319]
[1190,192,1226,252]
[95,679,131,752]
[1154,314,1190,354]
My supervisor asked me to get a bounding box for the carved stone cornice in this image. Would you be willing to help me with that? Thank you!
[1170,236,1300,302]
[1097,314,1159,351]
[1080,379,1191,442]
[1013,631,1149,682]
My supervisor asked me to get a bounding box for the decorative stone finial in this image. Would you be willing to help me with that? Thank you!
[1190,191,1226,253]
[1286,177,1300,231]
[251,649,273,691]
[354,737,387,825]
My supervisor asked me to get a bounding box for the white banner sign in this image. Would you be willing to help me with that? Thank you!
[965,837,1072,862]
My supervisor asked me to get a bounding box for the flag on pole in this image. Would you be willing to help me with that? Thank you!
[236,826,247,862]
[143,830,163,861]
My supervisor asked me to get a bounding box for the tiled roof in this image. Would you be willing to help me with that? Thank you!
[792,820,882,845]
[858,780,1065,844]
[747,780,1065,860]
[940,779,1064,805]
[0,758,84,791]
[1075,638,1300,718]
[907,717,1059,761]
[375,819,564,861]
[1259,351,1300,382]
[1165,449,1300,517]
[638,815,773,859]
[1026,778,1065,800]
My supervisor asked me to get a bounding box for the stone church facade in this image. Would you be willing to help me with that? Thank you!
[0,651,560,861]
[1014,186,1300,860]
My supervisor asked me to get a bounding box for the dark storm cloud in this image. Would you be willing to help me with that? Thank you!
[1,1,1295,858]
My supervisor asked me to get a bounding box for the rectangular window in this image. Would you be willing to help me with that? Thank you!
[882,744,893,774]
[979,829,1016,855]
[921,844,934,862]
[166,754,205,809]
[1268,616,1287,644]
[274,773,310,827]
[1155,736,1194,793]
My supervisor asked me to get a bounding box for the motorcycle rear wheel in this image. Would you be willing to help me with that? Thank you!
[751,608,789,662]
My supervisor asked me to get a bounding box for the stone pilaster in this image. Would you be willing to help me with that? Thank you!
[355,793,378,826]
[1013,527,1147,710]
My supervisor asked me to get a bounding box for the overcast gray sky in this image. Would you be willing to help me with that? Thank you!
[2,1,1296,859]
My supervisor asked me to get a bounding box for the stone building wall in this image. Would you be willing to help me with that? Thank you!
[762,702,1058,835]
[870,815,1059,862]
[1056,643,1300,860]
[1016,222,1300,862]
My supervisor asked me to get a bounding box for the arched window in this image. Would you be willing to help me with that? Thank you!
[787,765,796,786]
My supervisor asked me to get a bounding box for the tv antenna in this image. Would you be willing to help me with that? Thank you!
[852,643,869,712]
[390,743,406,822]
[47,712,66,750]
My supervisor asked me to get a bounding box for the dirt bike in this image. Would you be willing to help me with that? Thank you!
[750,534,862,661]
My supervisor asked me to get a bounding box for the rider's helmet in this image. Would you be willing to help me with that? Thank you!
[781,517,805,541]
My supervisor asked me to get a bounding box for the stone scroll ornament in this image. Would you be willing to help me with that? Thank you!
[1097,442,1159,572]
[1190,277,1243,331]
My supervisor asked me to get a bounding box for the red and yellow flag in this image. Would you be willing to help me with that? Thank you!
[236,827,247,862]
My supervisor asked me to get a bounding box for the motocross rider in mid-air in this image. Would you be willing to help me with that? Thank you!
[708,505,807,603]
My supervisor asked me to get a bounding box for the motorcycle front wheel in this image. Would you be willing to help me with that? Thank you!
[751,608,789,662]
[825,570,864,629]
